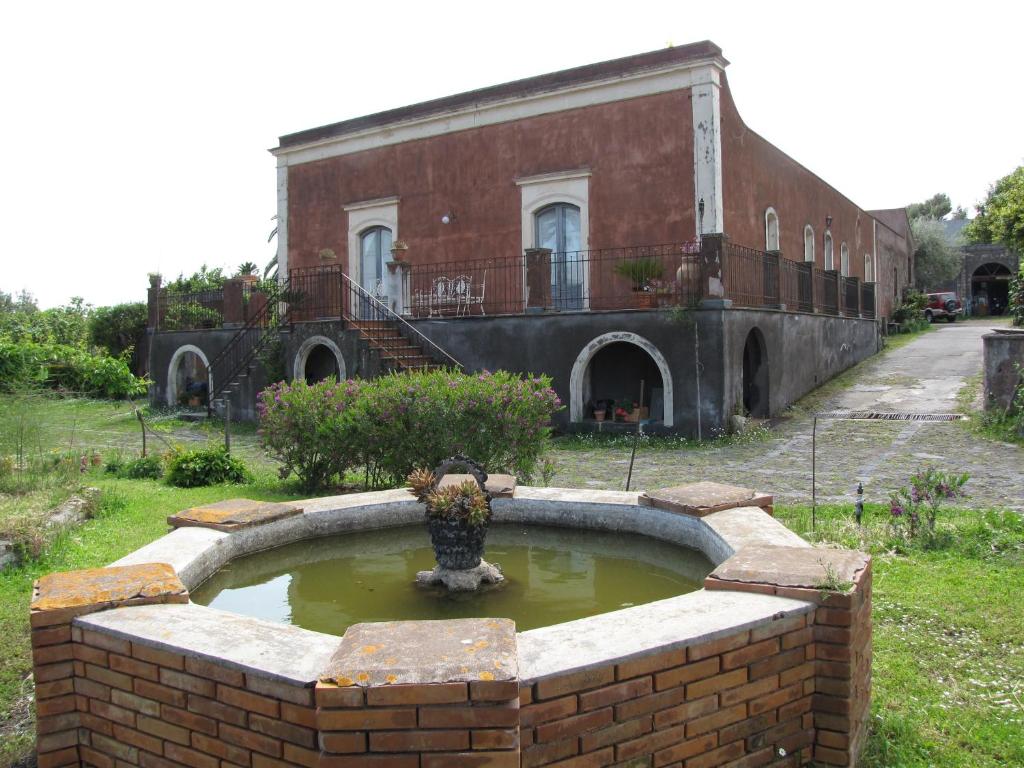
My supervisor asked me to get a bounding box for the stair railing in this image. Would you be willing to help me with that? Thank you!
[340,272,461,370]
[205,279,290,414]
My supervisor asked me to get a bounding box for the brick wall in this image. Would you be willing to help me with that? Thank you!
[68,629,319,768]
[315,679,520,766]
[519,615,815,768]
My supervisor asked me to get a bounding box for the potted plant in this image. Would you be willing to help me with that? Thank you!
[391,240,410,262]
[408,456,492,570]
[613,258,664,308]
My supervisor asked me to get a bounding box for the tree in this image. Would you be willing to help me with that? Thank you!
[907,193,953,221]
[911,218,964,290]
[964,165,1024,255]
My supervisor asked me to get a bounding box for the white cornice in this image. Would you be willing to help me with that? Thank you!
[273,59,725,168]
[343,196,400,212]
[515,169,592,186]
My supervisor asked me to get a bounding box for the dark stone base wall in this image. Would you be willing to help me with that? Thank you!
[983,331,1024,411]
[149,310,879,434]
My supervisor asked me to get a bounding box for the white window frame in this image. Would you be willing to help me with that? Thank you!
[840,242,850,277]
[517,169,591,307]
[344,197,399,285]
[824,231,834,271]
[803,225,815,262]
[764,208,780,251]
[864,253,875,283]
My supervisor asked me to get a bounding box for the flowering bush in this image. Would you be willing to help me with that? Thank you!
[258,378,362,491]
[258,369,561,491]
[889,467,968,540]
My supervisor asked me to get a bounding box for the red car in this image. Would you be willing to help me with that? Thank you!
[924,292,963,323]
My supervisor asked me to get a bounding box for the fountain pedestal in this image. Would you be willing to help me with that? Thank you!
[415,559,504,591]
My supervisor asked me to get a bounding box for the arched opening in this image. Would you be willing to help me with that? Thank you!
[569,332,674,427]
[741,328,769,418]
[824,232,834,271]
[293,336,346,384]
[765,208,780,251]
[840,243,850,276]
[359,225,392,295]
[167,345,210,408]
[971,262,1013,316]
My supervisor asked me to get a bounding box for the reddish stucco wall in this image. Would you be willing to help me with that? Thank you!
[286,90,697,272]
[718,77,878,280]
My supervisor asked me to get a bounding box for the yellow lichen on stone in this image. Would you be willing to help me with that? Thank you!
[385,674,397,684]
[478,671,495,681]
[357,673,369,682]
[360,644,382,655]
[31,563,186,613]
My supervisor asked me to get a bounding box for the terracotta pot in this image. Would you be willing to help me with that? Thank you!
[594,411,606,422]
[634,291,657,309]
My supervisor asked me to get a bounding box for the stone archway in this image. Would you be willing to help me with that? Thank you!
[569,331,673,427]
[971,262,1013,316]
[167,344,210,406]
[293,335,347,383]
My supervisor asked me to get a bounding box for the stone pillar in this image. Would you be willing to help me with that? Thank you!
[316,618,520,766]
[146,274,161,330]
[698,234,731,308]
[222,278,245,327]
[704,545,872,767]
[524,248,552,312]
[983,331,1024,413]
[386,260,412,316]
[30,563,189,768]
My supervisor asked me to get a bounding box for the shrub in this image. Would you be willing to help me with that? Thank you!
[888,467,968,543]
[258,378,362,492]
[1009,264,1023,327]
[892,290,927,325]
[0,341,148,398]
[120,455,164,480]
[258,369,562,491]
[166,446,249,488]
[89,302,147,363]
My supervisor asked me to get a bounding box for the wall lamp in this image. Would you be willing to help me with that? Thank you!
[441,210,457,225]
[825,214,833,229]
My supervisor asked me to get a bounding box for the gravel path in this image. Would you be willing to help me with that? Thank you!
[550,321,1024,511]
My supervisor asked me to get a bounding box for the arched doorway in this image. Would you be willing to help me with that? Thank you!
[741,328,769,418]
[167,345,210,407]
[971,263,1012,316]
[569,332,673,426]
[293,336,346,384]
[535,202,583,310]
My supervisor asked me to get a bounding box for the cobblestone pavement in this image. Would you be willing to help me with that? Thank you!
[550,321,1024,511]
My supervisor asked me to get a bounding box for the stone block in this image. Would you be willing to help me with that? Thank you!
[435,473,517,498]
[31,563,188,627]
[706,545,869,592]
[639,481,773,517]
[319,618,517,688]
[167,498,303,531]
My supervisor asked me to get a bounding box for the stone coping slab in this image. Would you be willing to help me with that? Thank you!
[77,602,338,687]
[517,589,813,682]
[511,485,641,506]
[320,618,517,687]
[436,473,517,498]
[701,506,808,553]
[707,545,870,591]
[168,498,303,531]
[640,481,772,516]
[31,563,187,626]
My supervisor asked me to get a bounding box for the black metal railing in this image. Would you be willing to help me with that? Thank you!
[861,282,876,319]
[841,276,860,317]
[206,280,287,410]
[158,289,224,330]
[407,243,701,317]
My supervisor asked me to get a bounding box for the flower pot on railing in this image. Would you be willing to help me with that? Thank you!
[390,240,409,263]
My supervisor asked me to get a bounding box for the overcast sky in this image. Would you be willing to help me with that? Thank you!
[3,0,1021,308]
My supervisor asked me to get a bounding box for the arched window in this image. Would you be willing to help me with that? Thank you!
[840,243,850,276]
[359,226,393,294]
[864,254,874,282]
[535,203,583,310]
[765,208,780,251]
[824,232,834,271]
[803,226,815,262]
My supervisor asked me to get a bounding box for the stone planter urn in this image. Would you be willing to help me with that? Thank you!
[408,455,504,591]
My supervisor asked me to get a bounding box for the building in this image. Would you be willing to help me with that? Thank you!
[147,41,914,435]
[940,219,1019,316]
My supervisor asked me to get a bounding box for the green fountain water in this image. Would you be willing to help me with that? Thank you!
[191,524,712,635]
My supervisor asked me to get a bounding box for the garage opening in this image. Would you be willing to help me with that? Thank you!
[584,342,664,423]
[742,328,769,418]
[971,263,1012,316]
[303,344,341,383]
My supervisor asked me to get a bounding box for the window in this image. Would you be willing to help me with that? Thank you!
[840,243,849,276]
[359,226,392,293]
[864,254,874,282]
[824,232,834,271]
[804,225,815,262]
[765,208,780,251]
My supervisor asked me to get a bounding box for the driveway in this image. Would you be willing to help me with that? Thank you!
[551,321,1024,511]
